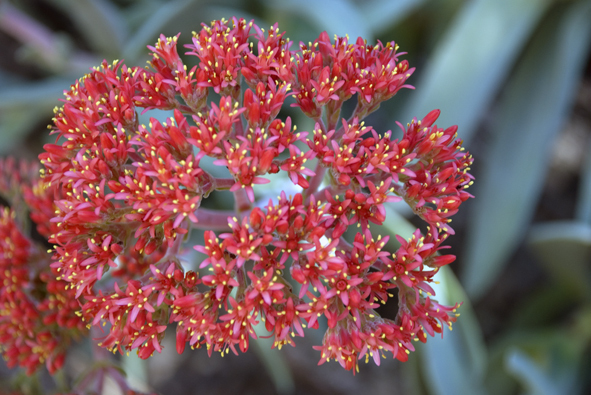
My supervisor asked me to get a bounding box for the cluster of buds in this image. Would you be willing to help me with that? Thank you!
[25,17,474,374]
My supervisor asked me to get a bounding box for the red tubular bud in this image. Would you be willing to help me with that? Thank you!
[420,109,440,128]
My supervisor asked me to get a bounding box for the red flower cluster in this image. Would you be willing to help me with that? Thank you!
[0,158,86,374]
[33,17,473,372]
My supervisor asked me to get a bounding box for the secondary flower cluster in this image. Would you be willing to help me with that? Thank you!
[33,17,473,373]
[0,158,86,374]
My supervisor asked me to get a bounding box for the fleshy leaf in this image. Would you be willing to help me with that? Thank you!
[45,0,128,57]
[122,1,256,63]
[261,0,372,42]
[505,342,584,395]
[421,266,488,395]
[461,0,591,299]
[399,0,552,144]
[575,137,591,224]
[355,0,425,35]
[527,221,591,298]
[0,77,73,154]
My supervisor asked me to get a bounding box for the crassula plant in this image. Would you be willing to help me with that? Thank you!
[0,16,473,390]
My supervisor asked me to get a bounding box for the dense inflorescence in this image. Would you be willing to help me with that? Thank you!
[31,17,473,372]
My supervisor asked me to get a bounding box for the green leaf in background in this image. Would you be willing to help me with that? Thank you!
[0,70,24,89]
[0,107,47,155]
[507,282,583,330]
[252,321,296,395]
[0,2,76,73]
[399,0,552,144]
[0,76,74,154]
[0,77,73,109]
[45,0,128,58]
[528,221,591,299]
[122,0,257,63]
[378,203,488,394]
[402,353,431,395]
[261,0,372,42]
[420,266,488,395]
[506,349,554,395]
[461,0,591,300]
[575,136,591,224]
[122,0,201,62]
[122,351,151,393]
[381,202,417,239]
[505,332,586,395]
[354,0,425,36]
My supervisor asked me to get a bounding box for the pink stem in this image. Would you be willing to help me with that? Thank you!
[107,366,132,392]
[192,208,234,231]
[156,220,190,265]
[74,370,97,393]
[311,186,332,204]
[214,178,236,190]
[304,163,327,201]
[233,188,252,216]
[235,117,245,137]
[326,100,342,132]
[336,236,353,252]
[95,369,105,395]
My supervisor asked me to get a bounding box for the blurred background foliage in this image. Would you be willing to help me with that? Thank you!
[1,0,591,394]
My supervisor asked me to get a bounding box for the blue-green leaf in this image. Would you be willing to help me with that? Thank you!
[380,202,416,239]
[0,70,24,90]
[575,136,591,224]
[0,77,72,153]
[122,0,200,63]
[378,205,486,394]
[252,321,295,395]
[355,0,425,35]
[527,221,591,298]
[121,352,151,393]
[122,1,256,63]
[505,348,561,395]
[0,77,72,109]
[0,107,46,154]
[505,341,584,395]
[45,0,128,57]
[400,0,552,144]
[261,0,372,41]
[461,0,591,300]
[421,266,488,395]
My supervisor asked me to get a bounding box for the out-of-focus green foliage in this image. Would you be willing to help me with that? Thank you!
[46,0,129,57]
[400,0,554,144]
[421,266,488,395]
[462,0,591,299]
[2,0,591,394]
[528,221,591,298]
